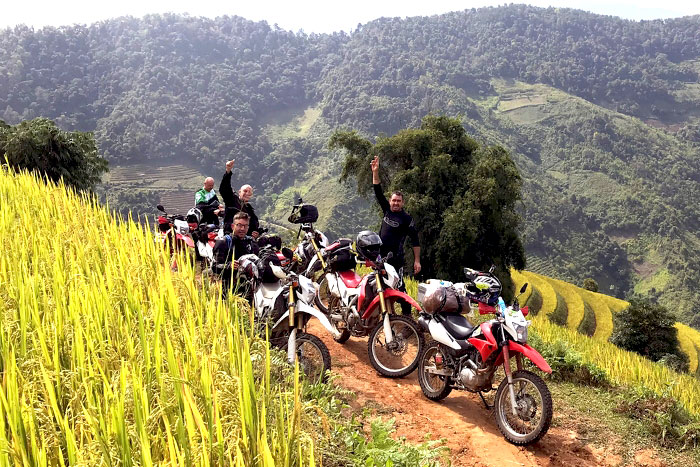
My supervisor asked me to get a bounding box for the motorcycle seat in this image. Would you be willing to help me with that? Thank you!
[339,270,363,288]
[441,313,475,339]
[260,282,282,299]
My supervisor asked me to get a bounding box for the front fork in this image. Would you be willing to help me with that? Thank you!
[376,271,394,344]
[310,237,326,270]
[287,286,298,364]
[502,346,525,415]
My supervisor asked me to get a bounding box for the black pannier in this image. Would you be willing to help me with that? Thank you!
[328,238,356,272]
[288,204,319,224]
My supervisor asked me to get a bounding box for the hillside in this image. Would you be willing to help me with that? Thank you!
[510,269,700,376]
[2,6,700,323]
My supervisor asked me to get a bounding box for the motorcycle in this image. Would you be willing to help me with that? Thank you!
[416,267,553,446]
[155,204,196,269]
[287,199,329,278]
[320,232,425,378]
[237,249,342,382]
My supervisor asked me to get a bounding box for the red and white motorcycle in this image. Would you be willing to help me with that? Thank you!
[320,231,424,378]
[155,204,196,269]
[416,267,553,445]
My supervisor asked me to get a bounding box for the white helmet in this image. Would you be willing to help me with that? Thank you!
[186,207,202,224]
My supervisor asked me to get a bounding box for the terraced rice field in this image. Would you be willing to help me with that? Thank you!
[676,323,700,374]
[511,269,700,375]
[518,271,558,316]
[543,276,586,330]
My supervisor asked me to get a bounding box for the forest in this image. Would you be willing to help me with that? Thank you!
[1,5,699,326]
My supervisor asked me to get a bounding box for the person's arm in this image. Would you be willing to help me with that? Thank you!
[219,170,235,206]
[409,218,421,274]
[370,155,390,213]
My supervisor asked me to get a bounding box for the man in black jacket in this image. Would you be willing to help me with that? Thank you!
[371,155,421,315]
[213,211,259,298]
[219,159,261,238]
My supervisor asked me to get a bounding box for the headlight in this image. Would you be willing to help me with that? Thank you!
[515,324,528,343]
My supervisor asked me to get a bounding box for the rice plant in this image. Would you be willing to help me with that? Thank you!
[0,166,318,466]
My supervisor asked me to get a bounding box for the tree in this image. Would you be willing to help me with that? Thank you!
[330,115,525,298]
[610,299,689,372]
[0,118,108,193]
[583,278,599,292]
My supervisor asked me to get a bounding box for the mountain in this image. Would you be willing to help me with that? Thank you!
[1,5,699,325]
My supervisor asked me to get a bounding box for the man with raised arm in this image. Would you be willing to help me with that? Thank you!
[195,177,224,225]
[219,159,261,238]
[371,155,421,315]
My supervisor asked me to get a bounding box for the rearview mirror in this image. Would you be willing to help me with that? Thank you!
[157,204,165,212]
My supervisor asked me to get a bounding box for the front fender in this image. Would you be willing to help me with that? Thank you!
[272,302,341,339]
[360,288,422,320]
[176,233,195,248]
[508,341,552,374]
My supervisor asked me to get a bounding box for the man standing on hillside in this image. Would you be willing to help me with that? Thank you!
[371,155,421,315]
[219,159,261,238]
[195,177,224,225]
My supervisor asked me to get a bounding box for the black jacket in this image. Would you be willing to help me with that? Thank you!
[373,184,420,268]
[219,171,260,235]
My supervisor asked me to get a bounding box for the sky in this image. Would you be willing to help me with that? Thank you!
[2,0,699,33]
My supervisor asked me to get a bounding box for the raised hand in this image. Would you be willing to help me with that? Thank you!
[225,159,235,173]
[370,155,379,173]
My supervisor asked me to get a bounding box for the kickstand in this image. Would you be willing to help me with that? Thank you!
[478,392,493,410]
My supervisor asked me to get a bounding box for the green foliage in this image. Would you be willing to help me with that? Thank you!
[578,302,597,337]
[528,332,610,387]
[343,418,447,467]
[583,278,599,292]
[333,115,525,297]
[611,299,690,372]
[0,117,107,192]
[615,387,700,448]
[548,290,569,326]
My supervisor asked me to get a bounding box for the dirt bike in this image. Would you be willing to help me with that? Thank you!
[321,247,424,378]
[237,250,341,382]
[191,223,222,273]
[286,199,329,277]
[155,204,196,269]
[416,268,553,445]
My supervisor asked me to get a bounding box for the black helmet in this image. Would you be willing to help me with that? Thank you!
[356,230,382,262]
[288,204,319,224]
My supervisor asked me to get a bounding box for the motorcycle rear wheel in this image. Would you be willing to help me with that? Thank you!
[417,341,452,400]
[368,314,424,378]
[284,332,332,383]
[314,276,330,313]
[494,370,552,445]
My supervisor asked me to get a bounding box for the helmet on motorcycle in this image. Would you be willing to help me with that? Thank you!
[464,272,502,305]
[237,255,259,281]
[186,207,202,225]
[355,230,382,262]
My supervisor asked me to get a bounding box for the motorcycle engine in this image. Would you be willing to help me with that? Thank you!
[457,351,493,392]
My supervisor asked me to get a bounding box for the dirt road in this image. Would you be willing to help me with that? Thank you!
[311,321,621,467]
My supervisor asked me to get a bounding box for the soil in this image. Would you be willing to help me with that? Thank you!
[309,321,664,467]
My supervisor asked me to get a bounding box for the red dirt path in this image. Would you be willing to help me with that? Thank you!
[310,321,629,467]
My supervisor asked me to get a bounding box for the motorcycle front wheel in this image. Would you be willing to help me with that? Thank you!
[368,314,424,378]
[284,332,332,383]
[417,341,452,400]
[494,370,552,445]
